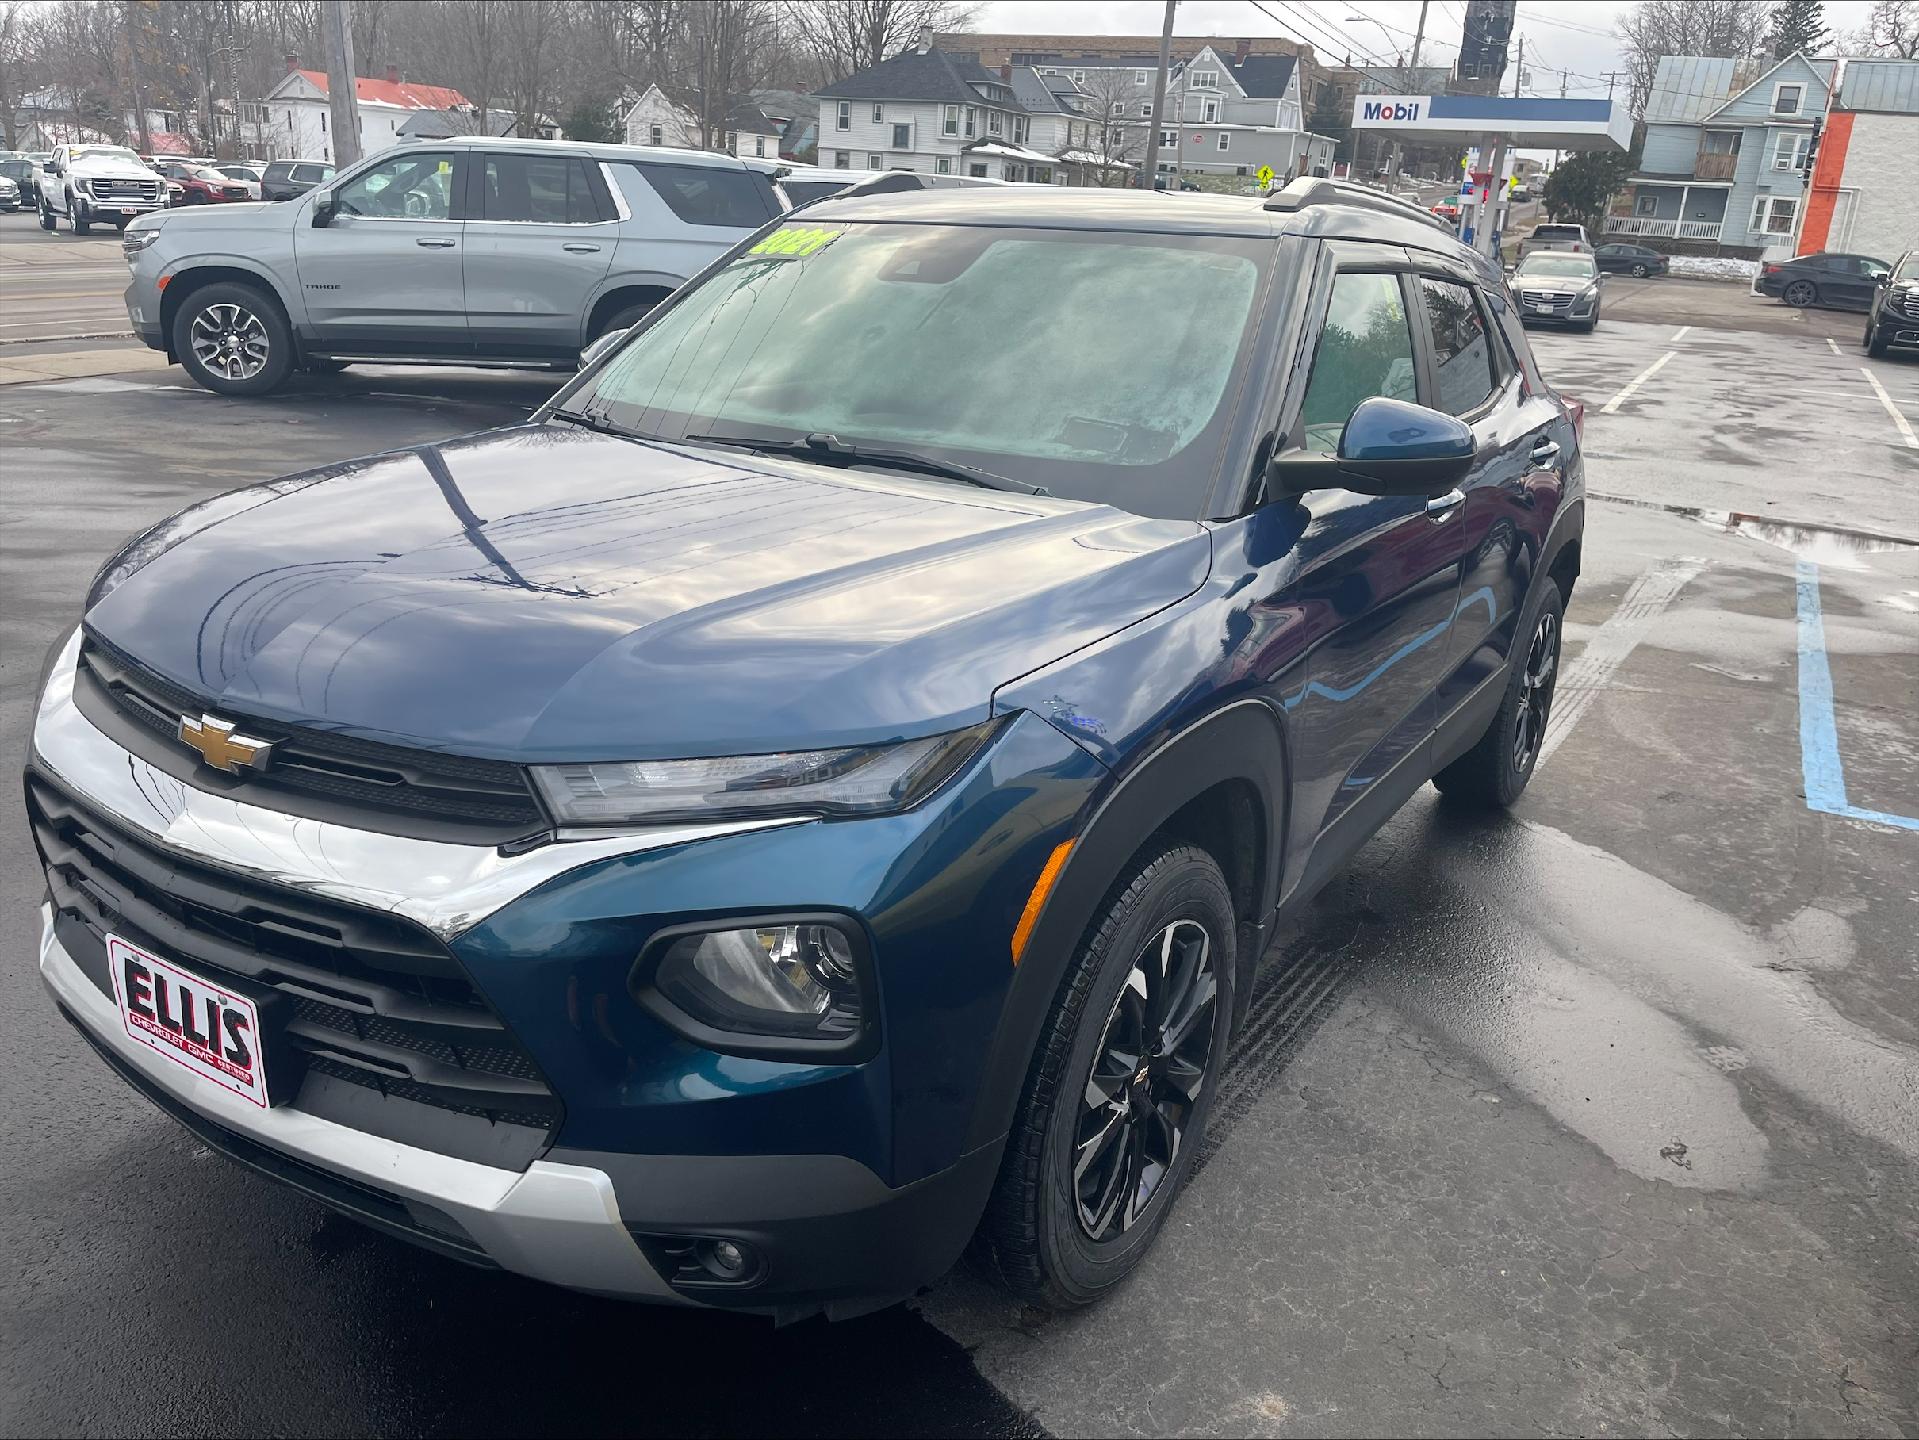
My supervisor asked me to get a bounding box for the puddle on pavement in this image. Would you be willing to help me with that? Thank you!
[1221,799,1919,1194]
[1592,492,1919,566]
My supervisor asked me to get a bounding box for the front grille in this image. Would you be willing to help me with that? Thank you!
[75,633,549,845]
[221,186,248,200]
[1519,289,1574,311]
[28,771,561,1149]
[88,177,162,201]
[1890,289,1919,322]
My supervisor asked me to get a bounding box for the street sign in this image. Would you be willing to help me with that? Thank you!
[1255,165,1274,189]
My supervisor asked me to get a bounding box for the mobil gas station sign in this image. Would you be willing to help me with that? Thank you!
[1349,93,1633,152]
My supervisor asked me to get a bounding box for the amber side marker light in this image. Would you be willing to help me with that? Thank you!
[1010,839,1075,966]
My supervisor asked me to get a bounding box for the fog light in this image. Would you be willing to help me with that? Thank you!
[703,1239,753,1280]
[639,917,872,1058]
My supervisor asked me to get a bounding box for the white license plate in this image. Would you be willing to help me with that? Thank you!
[1530,302,1557,313]
[107,935,269,1107]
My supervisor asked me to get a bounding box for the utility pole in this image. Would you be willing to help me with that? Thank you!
[1385,1,1429,186]
[321,0,362,167]
[1141,0,1176,188]
[123,2,151,152]
[1513,34,1524,97]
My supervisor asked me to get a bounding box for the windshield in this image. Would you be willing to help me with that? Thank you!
[1895,255,1919,282]
[782,179,849,205]
[72,146,140,164]
[1517,255,1597,279]
[0,159,30,183]
[1533,226,1583,239]
[563,221,1271,518]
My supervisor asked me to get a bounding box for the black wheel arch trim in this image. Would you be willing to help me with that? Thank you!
[961,699,1289,1152]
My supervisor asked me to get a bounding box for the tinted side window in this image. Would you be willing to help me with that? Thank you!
[1417,277,1499,416]
[263,163,291,182]
[293,164,333,184]
[1298,272,1418,453]
[634,162,779,227]
[482,153,607,223]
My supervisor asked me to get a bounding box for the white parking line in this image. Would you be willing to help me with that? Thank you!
[1860,368,1918,449]
[1826,338,1842,355]
[1541,558,1705,765]
[1670,326,1692,343]
[1600,350,1678,414]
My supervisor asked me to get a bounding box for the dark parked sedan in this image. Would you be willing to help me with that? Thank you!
[1756,251,1891,311]
[259,158,333,201]
[1863,250,1919,357]
[1594,243,1669,277]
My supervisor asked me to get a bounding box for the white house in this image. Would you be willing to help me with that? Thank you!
[620,84,784,161]
[259,63,470,162]
[813,39,1064,181]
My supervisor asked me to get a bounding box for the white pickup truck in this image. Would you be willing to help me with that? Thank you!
[36,143,168,234]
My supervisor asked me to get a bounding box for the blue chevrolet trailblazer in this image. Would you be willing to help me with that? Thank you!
[29,178,1583,1320]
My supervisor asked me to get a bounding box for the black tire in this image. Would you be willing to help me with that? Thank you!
[1865,320,1888,358]
[1784,279,1817,308]
[592,301,654,342]
[38,197,56,231]
[115,218,129,233]
[67,194,89,235]
[975,841,1236,1310]
[172,281,295,396]
[1434,577,1564,808]
[1631,262,1649,277]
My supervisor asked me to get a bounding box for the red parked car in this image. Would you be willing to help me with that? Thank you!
[155,161,251,205]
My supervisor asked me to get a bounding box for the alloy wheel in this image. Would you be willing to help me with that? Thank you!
[1073,917,1218,1242]
[189,302,271,382]
[1785,280,1816,307]
[1512,609,1560,773]
[1632,263,1648,277]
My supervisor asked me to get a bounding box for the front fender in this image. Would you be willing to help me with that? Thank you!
[159,253,305,327]
[961,699,1289,1151]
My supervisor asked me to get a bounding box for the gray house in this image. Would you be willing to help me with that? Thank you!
[1613,52,1835,256]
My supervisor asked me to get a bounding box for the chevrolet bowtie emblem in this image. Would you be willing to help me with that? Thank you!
[178,714,273,774]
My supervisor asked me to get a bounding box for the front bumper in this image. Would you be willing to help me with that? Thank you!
[124,278,165,350]
[41,907,680,1300]
[29,630,1082,1314]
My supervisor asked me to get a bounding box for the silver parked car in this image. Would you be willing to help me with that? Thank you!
[120,137,783,395]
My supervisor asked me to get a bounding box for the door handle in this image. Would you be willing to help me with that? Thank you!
[1529,437,1561,467]
[1426,488,1465,519]
[415,237,456,248]
[562,242,602,254]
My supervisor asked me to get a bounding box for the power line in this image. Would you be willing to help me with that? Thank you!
[1246,0,1417,92]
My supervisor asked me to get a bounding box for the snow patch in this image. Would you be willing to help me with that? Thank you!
[1669,255,1760,282]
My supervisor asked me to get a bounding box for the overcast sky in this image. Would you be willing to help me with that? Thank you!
[970,1,1880,98]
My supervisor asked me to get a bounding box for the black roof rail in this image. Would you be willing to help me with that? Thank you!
[1263,176,1451,234]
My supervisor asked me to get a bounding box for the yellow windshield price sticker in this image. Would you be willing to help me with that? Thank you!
[749,226,842,258]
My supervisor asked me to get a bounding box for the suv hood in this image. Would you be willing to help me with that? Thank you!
[69,156,162,179]
[84,427,1211,762]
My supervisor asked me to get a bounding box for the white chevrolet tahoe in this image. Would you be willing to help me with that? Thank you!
[36,144,168,234]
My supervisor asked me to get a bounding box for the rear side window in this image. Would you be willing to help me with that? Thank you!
[1298,272,1418,453]
[1417,277,1499,416]
[293,163,333,184]
[631,162,779,228]
[481,153,609,223]
[263,163,291,181]
[1535,225,1583,240]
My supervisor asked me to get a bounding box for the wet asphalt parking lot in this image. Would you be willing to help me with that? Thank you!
[1,239,1916,1437]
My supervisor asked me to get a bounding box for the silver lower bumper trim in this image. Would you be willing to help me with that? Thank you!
[41,907,681,1302]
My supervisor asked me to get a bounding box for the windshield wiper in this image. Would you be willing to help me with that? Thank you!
[550,406,647,441]
[683,431,1049,497]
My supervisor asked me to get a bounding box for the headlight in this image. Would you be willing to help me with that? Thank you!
[638,919,871,1055]
[122,227,160,256]
[529,720,999,826]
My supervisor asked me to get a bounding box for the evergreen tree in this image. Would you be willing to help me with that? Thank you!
[1767,0,1830,58]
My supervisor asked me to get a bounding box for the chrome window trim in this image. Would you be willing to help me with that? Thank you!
[599,162,634,220]
[30,631,802,941]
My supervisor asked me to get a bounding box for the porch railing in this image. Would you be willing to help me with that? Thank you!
[1605,215,1725,240]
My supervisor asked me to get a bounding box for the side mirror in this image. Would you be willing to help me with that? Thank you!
[1268,397,1476,499]
[310,194,336,227]
[579,326,629,369]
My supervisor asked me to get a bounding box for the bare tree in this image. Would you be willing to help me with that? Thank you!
[784,0,979,85]
[684,0,779,148]
[1838,0,1919,56]
[1074,70,1144,187]
[1616,0,1771,117]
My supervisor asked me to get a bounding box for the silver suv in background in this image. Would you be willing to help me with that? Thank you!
[121,138,783,395]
